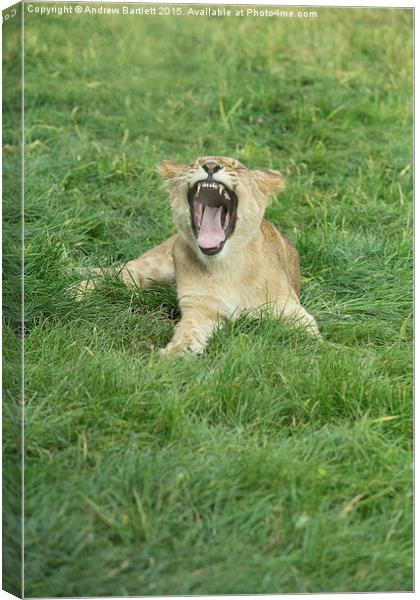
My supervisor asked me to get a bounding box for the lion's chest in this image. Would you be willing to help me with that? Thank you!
[178,263,288,320]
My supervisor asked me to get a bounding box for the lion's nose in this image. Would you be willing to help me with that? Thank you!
[202,161,222,175]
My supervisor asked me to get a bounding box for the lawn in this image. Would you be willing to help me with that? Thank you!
[3,4,413,596]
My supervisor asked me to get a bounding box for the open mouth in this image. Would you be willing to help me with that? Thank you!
[188,180,237,255]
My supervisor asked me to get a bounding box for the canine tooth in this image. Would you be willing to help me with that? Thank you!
[224,211,230,229]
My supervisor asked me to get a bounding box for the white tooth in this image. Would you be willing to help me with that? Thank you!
[224,211,230,229]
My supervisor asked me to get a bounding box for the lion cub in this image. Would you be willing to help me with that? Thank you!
[81,156,321,356]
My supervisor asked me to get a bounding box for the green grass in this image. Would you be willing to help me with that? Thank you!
[3,5,413,596]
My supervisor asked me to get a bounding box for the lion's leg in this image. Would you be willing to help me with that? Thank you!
[76,267,112,298]
[121,234,177,289]
[77,234,178,297]
[160,296,226,358]
[274,300,322,339]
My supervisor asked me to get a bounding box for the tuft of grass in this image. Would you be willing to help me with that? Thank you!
[3,5,413,596]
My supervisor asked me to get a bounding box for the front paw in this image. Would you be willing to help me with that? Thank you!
[159,339,204,359]
[74,278,96,301]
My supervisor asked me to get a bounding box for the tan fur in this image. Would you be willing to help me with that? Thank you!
[79,156,320,356]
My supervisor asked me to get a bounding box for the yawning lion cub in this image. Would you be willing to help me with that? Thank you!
[80,156,321,356]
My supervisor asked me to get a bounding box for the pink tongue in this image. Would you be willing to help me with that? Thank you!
[197,205,226,249]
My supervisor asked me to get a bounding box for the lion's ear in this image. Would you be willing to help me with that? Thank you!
[252,169,285,197]
[158,160,187,181]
